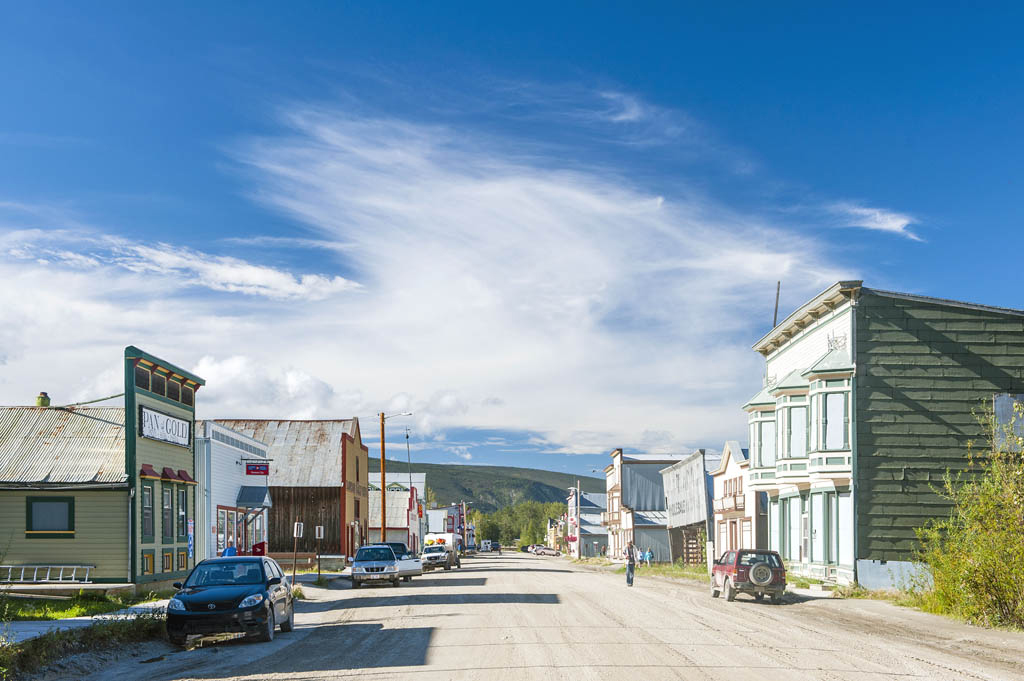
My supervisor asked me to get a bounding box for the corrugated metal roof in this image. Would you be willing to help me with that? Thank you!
[368,490,414,529]
[0,407,127,484]
[212,419,358,487]
[634,510,669,526]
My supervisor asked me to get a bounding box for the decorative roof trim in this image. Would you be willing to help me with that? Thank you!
[753,281,862,356]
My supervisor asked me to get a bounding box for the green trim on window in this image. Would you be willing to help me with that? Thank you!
[161,484,174,544]
[25,496,75,539]
[176,486,187,542]
[135,388,196,412]
[141,549,156,576]
[141,480,155,543]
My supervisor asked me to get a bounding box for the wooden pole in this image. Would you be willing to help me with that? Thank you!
[773,280,781,328]
[380,412,386,544]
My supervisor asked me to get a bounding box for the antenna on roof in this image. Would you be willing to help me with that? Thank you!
[772,281,781,328]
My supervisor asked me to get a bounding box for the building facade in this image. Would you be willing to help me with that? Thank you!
[194,421,271,560]
[745,282,1024,588]
[368,472,427,551]
[660,450,715,565]
[567,490,608,558]
[0,346,205,587]
[710,441,766,558]
[213,419,369,557]
[602,449,689,562]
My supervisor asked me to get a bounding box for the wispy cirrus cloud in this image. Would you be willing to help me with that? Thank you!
[829,201,921,241]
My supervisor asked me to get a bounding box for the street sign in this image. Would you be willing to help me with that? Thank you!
[293,522,304,538]
[315,525,324,539]
[246,462,269,475]
[187,519,195,559]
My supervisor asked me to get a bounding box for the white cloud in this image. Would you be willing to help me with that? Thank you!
[830,202,921,241]
[0,99,863,457]
[598,91,646,122]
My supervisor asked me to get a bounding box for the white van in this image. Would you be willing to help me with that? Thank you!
[481,540,493,552]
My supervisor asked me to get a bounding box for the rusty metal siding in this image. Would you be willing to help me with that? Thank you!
[212,420,356,487]
[0,407,127,484]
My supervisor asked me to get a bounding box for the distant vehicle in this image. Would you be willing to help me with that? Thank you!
[493,543,502,554]
[711,549,786,604]
[165,556,294,646]
[351,545,403,588]
[382,542,423,581]
[520,545,530,552]
[421,544,459,571]
[535,546,560,556]
[480,539,492,552]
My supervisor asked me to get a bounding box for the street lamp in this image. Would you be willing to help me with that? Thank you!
[380,411,413,542]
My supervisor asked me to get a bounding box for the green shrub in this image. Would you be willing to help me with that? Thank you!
[913,404,1024,628]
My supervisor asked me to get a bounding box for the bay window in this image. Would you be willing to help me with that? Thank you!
[821,391,849,450]
[786,404,808,458]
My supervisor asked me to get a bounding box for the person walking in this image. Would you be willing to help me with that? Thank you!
[644,547,653,567]
[624,541,637,587]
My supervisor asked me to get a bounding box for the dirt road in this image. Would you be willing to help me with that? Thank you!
[48,553,1024,681]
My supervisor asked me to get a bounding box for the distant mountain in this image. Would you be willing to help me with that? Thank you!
[367,458,604,514]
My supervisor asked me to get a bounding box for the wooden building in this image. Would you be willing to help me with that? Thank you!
[212,419,368,556]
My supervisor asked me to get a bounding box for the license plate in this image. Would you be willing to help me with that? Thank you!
[369,574,383,579]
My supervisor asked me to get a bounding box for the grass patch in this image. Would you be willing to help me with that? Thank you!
[312,576,330,587]
[0,613,165,680]
[571,558,612,566]
[612,562,710,583]
[787,576,824,589]
[0,589,175,622]
[291,586,306,600]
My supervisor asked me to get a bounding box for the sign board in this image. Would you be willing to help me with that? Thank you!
[315,525,324,540]
[663,451,710,529]
[140,406,191,447]
[293,522,304,538]
[187,519,195,559]
[245,462,269,476]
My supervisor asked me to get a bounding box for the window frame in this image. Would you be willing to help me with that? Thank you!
[141,549,155,575]
[162,485,174,543]
[141,481,155,543]
[819,391,850,451]
[162,550,173,572]
[25,496,75,539]
[177,486,187,541]
[785,404,809,459]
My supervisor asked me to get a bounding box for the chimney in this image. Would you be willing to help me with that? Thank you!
[36,392,51,407]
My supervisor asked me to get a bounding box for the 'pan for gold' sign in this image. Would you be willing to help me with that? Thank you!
[140,406,191,447]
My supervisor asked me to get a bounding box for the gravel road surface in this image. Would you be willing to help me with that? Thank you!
[37,553,1024,681]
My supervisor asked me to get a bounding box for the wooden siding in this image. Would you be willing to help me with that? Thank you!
[855,291,1024,560]
[268,486,342,554]
[0,490,130,581]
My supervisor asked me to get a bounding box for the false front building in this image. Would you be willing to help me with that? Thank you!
[745,281,1024,588]
[0,346,204,587]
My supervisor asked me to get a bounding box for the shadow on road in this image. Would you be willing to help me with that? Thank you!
[340,592,560,608]
[401,577,487,588]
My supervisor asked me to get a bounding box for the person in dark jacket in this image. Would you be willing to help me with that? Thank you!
[624,541,636,587]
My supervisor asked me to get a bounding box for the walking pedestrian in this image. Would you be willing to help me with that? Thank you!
[624,541,636,587]
[644,547,653,567]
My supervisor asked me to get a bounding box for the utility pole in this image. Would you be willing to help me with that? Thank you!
[380,412,386,544]
[406,428,415,552]
[576,479,581,559]
[773,280,781,328]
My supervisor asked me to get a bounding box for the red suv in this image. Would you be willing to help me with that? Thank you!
[711,549,786,604]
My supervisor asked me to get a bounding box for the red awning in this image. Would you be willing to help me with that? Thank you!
[177,469,197,485]
[140,464,160,480]
[161,467,182,482]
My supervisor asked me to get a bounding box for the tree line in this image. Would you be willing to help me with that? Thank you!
[469,500,564,547]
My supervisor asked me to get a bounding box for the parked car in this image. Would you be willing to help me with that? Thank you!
[480,539,492,552]
[351,544,403,588]
[421,543,460,571]
[519,544,530,552]
[534,546,560,556]
[165,556,294,646]
[710,549,786,603]
[383,542,423,582]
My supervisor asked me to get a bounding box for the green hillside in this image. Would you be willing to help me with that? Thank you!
[368,458,604,514]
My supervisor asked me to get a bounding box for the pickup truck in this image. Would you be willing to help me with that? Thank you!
[421,544,459,571]
[383,542,422,582]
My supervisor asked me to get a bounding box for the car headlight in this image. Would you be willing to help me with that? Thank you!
[239,593,264,608]
[353,566,364,573]
[384,565,397,572]
[167,598,186,612]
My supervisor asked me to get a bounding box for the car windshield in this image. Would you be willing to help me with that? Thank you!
[424,546,446,554]
[738,552,782,568]
[186,561,265,587]
[355,547,395,562]
[387,544,408,555]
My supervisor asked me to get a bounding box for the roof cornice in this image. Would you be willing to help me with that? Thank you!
[753,281,862,356]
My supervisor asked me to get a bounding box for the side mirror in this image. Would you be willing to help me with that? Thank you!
[267,576,282,586]
[346,556,354,564]
[172,582,183,589]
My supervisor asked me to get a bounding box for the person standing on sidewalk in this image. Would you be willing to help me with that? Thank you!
[624,541,637,587]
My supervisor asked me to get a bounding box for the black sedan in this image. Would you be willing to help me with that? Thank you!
[165,556,295,646]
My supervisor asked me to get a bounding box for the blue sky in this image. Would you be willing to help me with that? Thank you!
[2,3,1022,478]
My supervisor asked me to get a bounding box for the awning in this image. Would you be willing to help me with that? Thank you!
[160,467,182,482]
[140,464,160,480]
[177,469,197,485]
[236,486,272,509]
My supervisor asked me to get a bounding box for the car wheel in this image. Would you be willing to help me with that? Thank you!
[392,578,400,587]
[724,578,736,602]
[444,565,451,571]
[403,576,411,582]
[168,632,187,647]
[280,604,295,632]
[710,578,720,599]
[258,608,275,642]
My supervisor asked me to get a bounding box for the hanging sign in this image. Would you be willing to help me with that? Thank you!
[293,522,304,538]
[315,525,325,540]
[139,406,190,447]
[187,519,195,558]
[246,463,270,476]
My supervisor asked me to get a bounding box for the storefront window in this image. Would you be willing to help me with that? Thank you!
[177,488,187,539]
[217,509,226,554]
[162,487,173,541]
[142,483,154,541]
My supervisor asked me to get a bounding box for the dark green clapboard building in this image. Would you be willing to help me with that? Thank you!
[0,346,204,588]
[744,282,1024,588]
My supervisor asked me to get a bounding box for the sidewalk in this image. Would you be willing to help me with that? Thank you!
[2,599,169,644]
